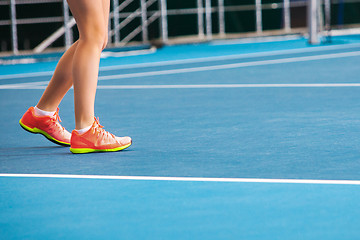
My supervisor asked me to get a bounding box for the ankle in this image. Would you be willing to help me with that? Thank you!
[75,115,95,130]
[34,106,56,117]
[75,124,92,134]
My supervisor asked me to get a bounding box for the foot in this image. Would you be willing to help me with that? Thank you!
[70,117,132,154]
[19,107,71,146]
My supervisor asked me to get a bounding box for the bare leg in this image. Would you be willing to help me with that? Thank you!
[66,0,109,129]
[36,41,78,112]
[35,0,109,130]
[36,0,109,112]
[101,0,110,49]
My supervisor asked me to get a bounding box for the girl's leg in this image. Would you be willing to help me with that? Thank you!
[21,0,131,151]
[36,41,78,112]
[101,0,110,49]
[67,0,131,154]
[19,41,78,146]
[37,0,109,129]
[67,0,109,129]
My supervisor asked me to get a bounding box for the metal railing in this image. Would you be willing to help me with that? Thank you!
[2,0,360,56]
[308,0,360,44]
[36,0,309,51]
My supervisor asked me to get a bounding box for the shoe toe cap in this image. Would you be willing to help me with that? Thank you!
[116,136,132,145]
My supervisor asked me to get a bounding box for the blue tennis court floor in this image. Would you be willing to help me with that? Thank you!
[1,35,360,239]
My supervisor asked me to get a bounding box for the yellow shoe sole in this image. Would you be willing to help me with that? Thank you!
[70,142,132,154]
[19,119,70,146]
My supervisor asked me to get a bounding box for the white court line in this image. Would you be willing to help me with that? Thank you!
[1,50,360,89]
[2,83,360,90]
[0,71,54,80]
[100,47,156,58]
[2,42,360,80]
[0,81,51,89]
[1,173,360,185]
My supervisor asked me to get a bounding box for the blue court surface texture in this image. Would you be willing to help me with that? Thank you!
[1,35,360,239]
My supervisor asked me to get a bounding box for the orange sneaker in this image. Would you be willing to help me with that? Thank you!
[19,107,71,146]
[70,117,132,154]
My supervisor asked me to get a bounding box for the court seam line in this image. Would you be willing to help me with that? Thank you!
[2,42,360,80]
[98,51,360,81]
[97,43,360,71]
[210,35,302,45]
[96,83,360,89]
[1,50,360,89]
[1,173,360,185]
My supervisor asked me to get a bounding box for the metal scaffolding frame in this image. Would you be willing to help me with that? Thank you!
[9,0,18,55]
[3,0,360,55]
[307,0,333,44]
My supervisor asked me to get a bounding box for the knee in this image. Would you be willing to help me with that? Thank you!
[80,26,108,51]
[93,31,108,51]
[93,30,108,51]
